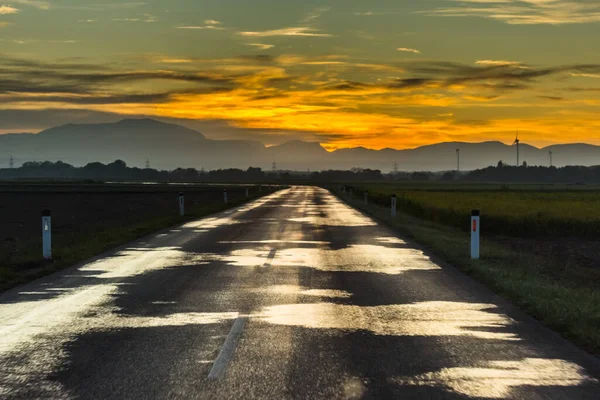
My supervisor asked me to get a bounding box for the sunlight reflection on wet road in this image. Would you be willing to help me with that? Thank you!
[0,186,598,399]
[255,301,519,341]
[392,358,598,398]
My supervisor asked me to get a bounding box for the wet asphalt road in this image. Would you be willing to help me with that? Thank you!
[1,186,599,399]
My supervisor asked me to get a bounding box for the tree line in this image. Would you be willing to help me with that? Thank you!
[1,159,599,183]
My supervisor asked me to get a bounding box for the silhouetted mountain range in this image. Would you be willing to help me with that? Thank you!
[1,119,598,171]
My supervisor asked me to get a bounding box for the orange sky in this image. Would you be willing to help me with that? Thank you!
[1,1,599,149]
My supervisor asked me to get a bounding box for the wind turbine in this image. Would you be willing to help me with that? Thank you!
[456,149,460,172]
[513,131,520,166]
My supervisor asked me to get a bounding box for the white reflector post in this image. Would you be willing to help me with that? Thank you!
[42,209,52,260]
[178,192,185,216]
[471,209,480,259]
[391,194,397,217]
[364,191,368,205]
[224,189,228,204]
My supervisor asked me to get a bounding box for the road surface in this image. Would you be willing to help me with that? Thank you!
[1,186,599,399]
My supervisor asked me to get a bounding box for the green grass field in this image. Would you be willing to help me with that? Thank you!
[343,183,600,238]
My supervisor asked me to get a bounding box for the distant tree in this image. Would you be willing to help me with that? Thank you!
[440,171,455,181]
[497,160,504,168]
[280,172,292,180]
[411,172,430,181]
[522,161,528,168]
[111,160,127,169]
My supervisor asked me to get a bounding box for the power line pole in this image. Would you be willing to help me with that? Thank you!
[393,161,398,174]
[9,155,14,169]
[456,149,460,172]
[549,151,553,167]
[272,161,277,173]
[145,158,150,169]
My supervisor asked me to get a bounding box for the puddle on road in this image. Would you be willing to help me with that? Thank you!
[255,301,518,341]
[391,358,598,398]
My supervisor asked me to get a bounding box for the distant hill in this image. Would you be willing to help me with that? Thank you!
[1,119,598,171]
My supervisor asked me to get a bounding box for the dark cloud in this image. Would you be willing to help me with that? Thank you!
[249,94,289,101]
[473,82,529,91]
[538,95,565,101]
[0,78,86,94]
[317,61,593,94]
[0,87,233,105]
[12,69,237,85]
[394,61,600,89]
[387,78,432,90]
[0,54,112,71]
[565,87,600,92]
[0,54,243,100]
[321,81,369,91]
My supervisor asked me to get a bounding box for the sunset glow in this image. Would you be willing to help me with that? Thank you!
[1,1,599,148]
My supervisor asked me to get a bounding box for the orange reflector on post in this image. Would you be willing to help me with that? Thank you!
[472,220,477,232]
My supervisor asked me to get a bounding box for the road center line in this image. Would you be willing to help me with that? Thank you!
[207,316,248,380]
[262,248,277,268]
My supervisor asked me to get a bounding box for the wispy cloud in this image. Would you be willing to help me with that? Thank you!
[571,73,600,78]
[475,60,529,70]
[397,48,421,55]
[10,0,49,9]
[58,2,147,11]
[177,25,224,30]
[476,60,523,67]
[157,58,194,64]
[354,11,404,16]
[0,38,78,44]
[177,20,225,30]
[238,27,332,37]
[144,14,158,23]
[113,13,157,23]
[48,40,78,44]
[352,30,376,40]
[0,5,19,15]
[301,6,331,23]
[247,43,274,50]
[422,0,600,25]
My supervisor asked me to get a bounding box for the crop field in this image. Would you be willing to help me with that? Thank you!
[343,183,600,238]
[0,182,274,288]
